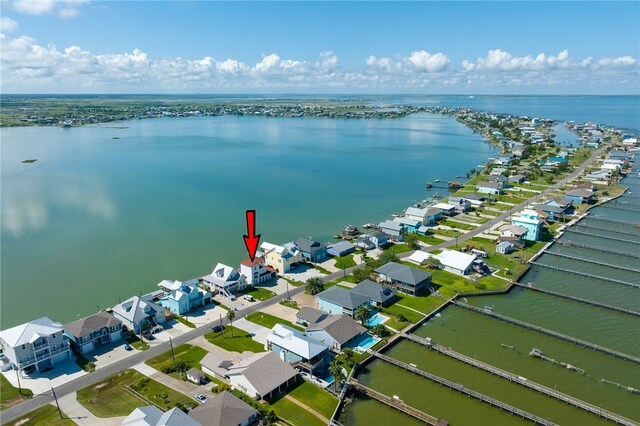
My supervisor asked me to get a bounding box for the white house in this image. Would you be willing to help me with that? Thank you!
[404,207,429,225]
[201,263,247,298]
[112,296,166,334]
[265,324,329,374]
[432,203,457,216]
[435,250,477,276]
[0,317,71,374]
[239,257,276,286]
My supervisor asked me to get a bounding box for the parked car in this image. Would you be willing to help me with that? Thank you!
[244,295,255,302]
[195,393,208,404]
[212,324,225,333]
[124,344,132,351]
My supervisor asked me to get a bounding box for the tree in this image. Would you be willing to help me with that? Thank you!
[329,359,346,393]
[403,234,420,250]
[304,277,325,295]
[342,349,354,366]
[395,313,408,323]
[352,268,372,283]
[377,251,399,266]
[354,305,372,326]
[421,257,442,270]
[371,324,390,337]
[226,309,236,337]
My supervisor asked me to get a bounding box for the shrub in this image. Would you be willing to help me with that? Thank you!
[371,324,391,337]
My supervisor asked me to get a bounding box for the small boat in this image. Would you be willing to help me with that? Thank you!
[344,225,358,235]
[426,182,433,188]
[434,179,440,183]
[362,223,375,229]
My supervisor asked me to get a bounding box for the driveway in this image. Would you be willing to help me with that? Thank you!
[261,303,300,323]
[57,392,126,426]
[282,264,325,282]
[183,304,229,327]
[2,358,87,396]
[233,318,271,345]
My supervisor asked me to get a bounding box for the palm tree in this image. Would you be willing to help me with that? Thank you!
[304,277,325,295]
[329,359,345,393]
[226,309,235,337]
[342,349,354,367]
[354,305,372,326]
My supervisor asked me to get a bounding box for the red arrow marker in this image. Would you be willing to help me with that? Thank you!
[243,210,261,262]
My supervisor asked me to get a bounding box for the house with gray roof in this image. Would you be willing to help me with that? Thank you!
[315,286,370,316]
[294,237,328,262]
[266,324,329,374]
[111,295,166,334]
[64,311,122,354]
[188,392,258,426]
[566,188,595,204]
[374,262,432,295]
[306,315,367,351]
[327,241,356,257]
[351,280,396,307]
[378,219,406,241]
[296,307,328,326]
[200,352,234,380]
[225,351,298,400]
[122,406,201,426]
[367,232,389,248]
[476,181,504,194]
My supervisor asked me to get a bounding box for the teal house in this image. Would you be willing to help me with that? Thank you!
[511,209,543,241]
[157,279,211,315]
[392,217,421,233]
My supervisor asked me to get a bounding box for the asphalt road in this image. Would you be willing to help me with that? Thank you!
[0,146,605,424]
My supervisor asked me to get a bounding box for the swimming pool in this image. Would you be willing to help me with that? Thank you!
[365,313,389,327]
[356,335,380,351]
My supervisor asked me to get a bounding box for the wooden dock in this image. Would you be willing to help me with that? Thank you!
[564,228,640,245]
[597,204,640,213]
[370,351,557,426]
[349,379,444,425]
[558,240,640,259]
[530,261,640,289]
[512,282,640,317]
[586,216,640,227]
[543,251,640,273]
[403,334,639,426]
[575,223,640,238]
[449,299,640,364]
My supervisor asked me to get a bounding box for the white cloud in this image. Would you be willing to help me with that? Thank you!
[0,36,637,93]
[10,0,88,18]
[0,17,19,33]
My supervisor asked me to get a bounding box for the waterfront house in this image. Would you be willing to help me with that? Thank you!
[496,241,515,254]
[487,175,509,185]
[316,286,370,316]
[186,368,205,385]
[201,263,247,298]
[239,257,276,286]
[306,315,367,351]
[499,225,528,244]
[327,241,356,257]
[294,237,328,263]
[434,250,476,276]
[432,203,457,216]
[367,231,389,248]
[451,195,484,208]
[511,209,543,241]
[122,406,201,426]
[393,216,421,233]
[265,324,329,375]
[353,237,376,251]
[447,197,472,213]
[296,307,328,326]
[374,262,432,295]
[476,181,504,195]
[260,242,303,273]
[490,167,507,176]
[225,351,298,400]
[157,280,211,315]
[566,188,595,204]
[404,206,429,225]
[509,174,526,184]
[112,296,166,334]
[378,219,406,241]
[0,317,71,374]
[64,312,122,354]
[189,392,257,426]
[584,170,611,182]
[351,280,396,307]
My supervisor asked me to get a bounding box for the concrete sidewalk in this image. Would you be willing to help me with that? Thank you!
[57,391,125,426]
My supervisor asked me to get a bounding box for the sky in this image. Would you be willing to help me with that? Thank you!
[0,1,639,94]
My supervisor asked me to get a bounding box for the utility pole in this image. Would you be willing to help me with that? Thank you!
[285,279,290,302]
[51,387,62,419]
[169,337,175,362]
[15,368,21,393]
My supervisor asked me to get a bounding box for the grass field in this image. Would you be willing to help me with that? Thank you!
[414,234,447,246]
[145,344,208,379]
[125,335,149,351]
[382,243,412,255]
[239,286,276,301]
[1,374,32,411]
[440,220,476,231]
[174,315,196,328]
[5,405,74,426]
[334,254,356,269]
[270,396,326,426]
[204,326,265,353]
[286,381,338,420]
[246,312,304,331]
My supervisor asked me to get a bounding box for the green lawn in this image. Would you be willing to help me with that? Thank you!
[312,264,332,275]
[380,303,423,324]
[5,405,74,426]
[487,202,513,211]
[414,234,446,245]
[430,228,462,238]
[1,374,32,411]
[246,312,304,331]
[145,344,208,377]
[270,396,326,426]
[334,254,356,269]
[174,314,196,328]
[475,275,511,291]
[125,335,149,351]
[287,381,338,420]
[395,293,447,315]
[279,299,300,310]
[440,220,475,231]
[77,369,196,417]
[382,243,412,255]
[205,326,265,353]
[239,286,276,301]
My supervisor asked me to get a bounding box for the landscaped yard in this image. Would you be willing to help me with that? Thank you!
[76,369,196,417]
[240,286,276,301]
[286,380,338,420]
[204,326,265,353]
[270,395,326,426]
[174,315,196,328]
[430,228,463,237]
[414,234,447,246]
[395,293,447,315]
[334,254,356,269]
[440,220,476,231]
[5,405,74,426]
[125,335,149,351]
[246,312,304,331]
[145,344,208,379]
[1,374,32,411]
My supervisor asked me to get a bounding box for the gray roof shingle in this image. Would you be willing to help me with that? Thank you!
[352,280,396,304]
[188,392,256,426]
[374,262,432,286]
[316,286,369,310]
[307,315,366,345]
[64,311,122,338]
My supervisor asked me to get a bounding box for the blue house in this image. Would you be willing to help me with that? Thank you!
[294,237,328,263]
[327,241,356,257]
[511,209,543,241]
[393,217,421,233]
[315,286,370,317]
[566,189,595,204]
[157,279,211,315]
